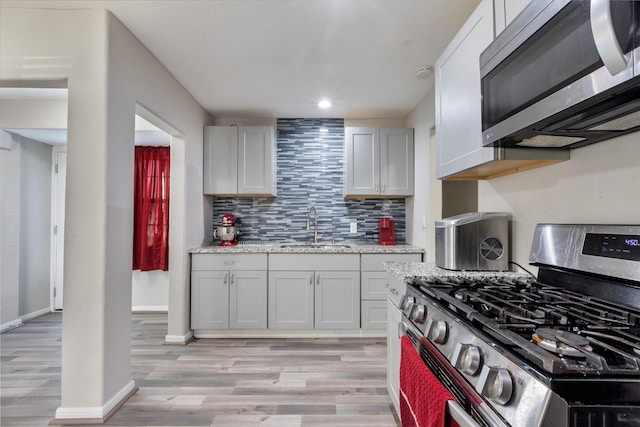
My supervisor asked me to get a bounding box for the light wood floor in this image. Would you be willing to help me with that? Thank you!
[1,312,400,427]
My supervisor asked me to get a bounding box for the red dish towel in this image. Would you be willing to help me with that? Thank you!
[400,336,459,427]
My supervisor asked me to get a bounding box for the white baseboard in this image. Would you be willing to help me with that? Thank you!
[131,305,168,312]
[21,307,51,323]
[193,329,387,339]
[1,319,23,333]
[165,330,194,344]
[54,380,136,421]
[1,307,53,333]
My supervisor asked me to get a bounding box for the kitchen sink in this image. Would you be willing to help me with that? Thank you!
[278,243,352,249]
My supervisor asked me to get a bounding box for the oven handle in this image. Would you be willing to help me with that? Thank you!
[399,320,483,427]
[447,400,481,427]
[420,337,509,427]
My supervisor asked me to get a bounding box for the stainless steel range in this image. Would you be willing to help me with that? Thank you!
[399,224,640,427]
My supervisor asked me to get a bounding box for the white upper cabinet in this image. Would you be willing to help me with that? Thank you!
[494,0,533,35]
[435,0,566,180]
[435,0,495,180]
[203,125,277,196]
[344,127,414,197]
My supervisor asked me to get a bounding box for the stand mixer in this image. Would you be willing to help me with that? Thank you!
[213,213,238,246]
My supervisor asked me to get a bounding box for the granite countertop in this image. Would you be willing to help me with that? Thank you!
[189,242,425,254]
[383,261,535,283]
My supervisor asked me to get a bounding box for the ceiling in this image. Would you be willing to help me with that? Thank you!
[0,0,480,119]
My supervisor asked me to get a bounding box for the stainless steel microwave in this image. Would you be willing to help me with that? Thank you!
[480,0,640,149]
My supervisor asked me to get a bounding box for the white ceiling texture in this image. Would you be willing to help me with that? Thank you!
[1,0,480,143]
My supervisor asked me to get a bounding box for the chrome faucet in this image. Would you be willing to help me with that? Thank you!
[306,205,319,244]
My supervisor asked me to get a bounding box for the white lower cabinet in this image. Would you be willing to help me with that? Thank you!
[267,271,314,329]
[360,254,422,329]
[191,252,423,335]
[315,271,360,329]
[191,270,229,329]
[387,298,402,416]
[191,254,267,330]
[268,270,360,329]
[268,254,360,330]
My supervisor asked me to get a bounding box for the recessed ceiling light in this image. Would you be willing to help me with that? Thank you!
[318,100,331,109]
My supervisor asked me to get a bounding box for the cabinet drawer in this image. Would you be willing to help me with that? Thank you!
[269,254,359,271]
[360,253,422,271]
[191,253,267,271]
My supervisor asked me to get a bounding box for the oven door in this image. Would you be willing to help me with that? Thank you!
[399,318,508,427]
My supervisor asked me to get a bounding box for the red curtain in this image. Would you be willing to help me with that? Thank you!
[133,146,170,271]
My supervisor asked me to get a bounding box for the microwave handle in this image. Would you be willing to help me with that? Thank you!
[590,0,630,75]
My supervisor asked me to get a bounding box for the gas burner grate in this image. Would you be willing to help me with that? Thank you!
[411,275,640,375]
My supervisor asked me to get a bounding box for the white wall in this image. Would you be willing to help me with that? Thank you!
[132,270,169,311]
[0,133,21,328]
[478,133,640,272]
[1,7,212,420]
[18,135,52,316]
[0,99,67,129]
[1,100,65,328]
[405,87,437,258]
[345,118,406,128]
[0,132,51,328]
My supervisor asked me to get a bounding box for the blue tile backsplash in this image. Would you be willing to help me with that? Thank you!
[212,118,406,244]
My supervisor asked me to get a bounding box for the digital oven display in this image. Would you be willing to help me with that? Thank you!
[582,233,640,261]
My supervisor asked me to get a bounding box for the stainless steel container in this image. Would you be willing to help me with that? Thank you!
[435,212,511,271]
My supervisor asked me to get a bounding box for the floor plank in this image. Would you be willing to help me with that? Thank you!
[1,312,400,426]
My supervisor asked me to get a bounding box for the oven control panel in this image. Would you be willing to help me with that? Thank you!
[530,224,640,282]
[582,232,640,261]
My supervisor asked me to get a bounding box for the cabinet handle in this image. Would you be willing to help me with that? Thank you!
[224,272,228,285]
[375,184,380,193]
[316,274,320,285]
[309,274,313,286]
[230,274,234,285]
[382,183,386,193]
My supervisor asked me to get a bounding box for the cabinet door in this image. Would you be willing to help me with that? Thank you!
[344,127,380,196]
[191,270,229,329]
[361,300,387,330]
[435,0,496,179]
[315,271,360,329]
[238,126,276,196]
[494,0,532,35]
[380,128,414,196]
[203,126,238,195]
[268,271,314,329]
[229,270,267,329]
[387,299,402,416]
[361,272,391,300]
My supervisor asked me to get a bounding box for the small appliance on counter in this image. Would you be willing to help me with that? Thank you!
[213,213,238,246]
[378,217,396,246]
[435,212,510,271]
